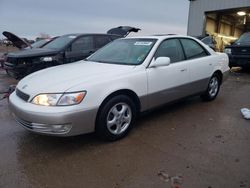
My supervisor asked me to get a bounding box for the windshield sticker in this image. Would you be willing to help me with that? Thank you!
[134,41,152,46]
[68,36,77,39]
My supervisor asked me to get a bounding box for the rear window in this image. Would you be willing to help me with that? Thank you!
[180,39,208,60]
[201,36,212,44]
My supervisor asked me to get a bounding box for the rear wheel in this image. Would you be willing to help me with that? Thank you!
[201,73,220,101]
[96,95,136,141]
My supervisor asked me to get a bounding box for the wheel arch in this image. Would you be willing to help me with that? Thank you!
[213,70,223,85]
[95,89,141,131]
[98,89,141,114]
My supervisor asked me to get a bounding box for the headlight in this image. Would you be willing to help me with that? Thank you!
[224,48,232,54]
[32,91,86,106]
[40,56,54,62]
[32,94,62,106]
[57,92,86,106]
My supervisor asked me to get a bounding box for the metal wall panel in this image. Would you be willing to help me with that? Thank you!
[187,0,250,36]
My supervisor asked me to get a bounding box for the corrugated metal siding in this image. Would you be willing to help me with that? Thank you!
[187,0,250,36]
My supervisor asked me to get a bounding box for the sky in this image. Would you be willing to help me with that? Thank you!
[0,0,190,40]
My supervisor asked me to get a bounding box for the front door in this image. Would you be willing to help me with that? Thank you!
[146,39,190,109]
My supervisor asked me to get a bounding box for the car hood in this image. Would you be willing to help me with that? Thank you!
[7,48,59,58]
[17,61,136,96]
[227,41,250,47]
[2,31,31,49]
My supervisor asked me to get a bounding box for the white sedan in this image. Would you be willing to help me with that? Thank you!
[9,35,229,140]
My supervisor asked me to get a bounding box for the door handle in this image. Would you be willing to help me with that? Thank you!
[180,68,187,72]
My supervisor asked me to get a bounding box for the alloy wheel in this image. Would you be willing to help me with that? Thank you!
[106,103,132,135]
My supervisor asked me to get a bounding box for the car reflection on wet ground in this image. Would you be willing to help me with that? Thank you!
[0,68,250,188]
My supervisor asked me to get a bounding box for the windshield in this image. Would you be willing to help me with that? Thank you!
[87,38,156,65]
[236,33,250,43]
[43,35,76,50]
[29,39,50,48]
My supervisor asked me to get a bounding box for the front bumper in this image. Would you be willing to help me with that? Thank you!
[228,55,250,67]
[4,62,27,79]
[9,92,98,136]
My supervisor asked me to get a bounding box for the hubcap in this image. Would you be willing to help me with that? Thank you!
[208,77,219,97]
[106,103,132,135]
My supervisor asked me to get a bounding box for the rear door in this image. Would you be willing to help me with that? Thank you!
[146,39,189,109]
[180,38,213,94]
[65,36,94,63]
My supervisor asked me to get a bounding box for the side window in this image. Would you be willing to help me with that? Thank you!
[110,35,121,41]
[71,36,93,53]
[155,39,184,63]
[95,36,111,49]
[180,39,208,60]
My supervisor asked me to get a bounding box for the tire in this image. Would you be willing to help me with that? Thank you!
[96,95,137,141]
[201,73,221,101]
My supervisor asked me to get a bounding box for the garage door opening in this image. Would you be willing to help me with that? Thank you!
[204,7,250,51]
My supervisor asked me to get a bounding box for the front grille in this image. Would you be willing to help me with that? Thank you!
[6,57,18,64]
[16,88,30,102]
[232,47,250,55]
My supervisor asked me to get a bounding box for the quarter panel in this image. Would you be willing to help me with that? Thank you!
[189,55,216,93]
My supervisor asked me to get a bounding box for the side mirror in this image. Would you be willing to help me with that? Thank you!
[150,57,170,68]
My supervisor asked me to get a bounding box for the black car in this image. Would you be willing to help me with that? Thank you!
[197,35,217,51]
[224,32,250,69]
[3,26,140,79]
[0,33,55,69]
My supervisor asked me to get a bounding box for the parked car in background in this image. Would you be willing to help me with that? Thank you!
[2,31,54,50]
[9,35,229,141]
[197,35,217,51]
[4,26,140,79]
[2,32,31,49]
[224,32,250,69]
[1,32,56,70]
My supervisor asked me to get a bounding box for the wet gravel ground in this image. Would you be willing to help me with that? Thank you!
[0,68,250,188]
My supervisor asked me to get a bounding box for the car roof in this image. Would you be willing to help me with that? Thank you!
[124,34,194,40]
[61,33,122,37]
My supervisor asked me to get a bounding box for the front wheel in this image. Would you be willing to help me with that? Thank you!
[201,74,221,101]
[96,95,136,141]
